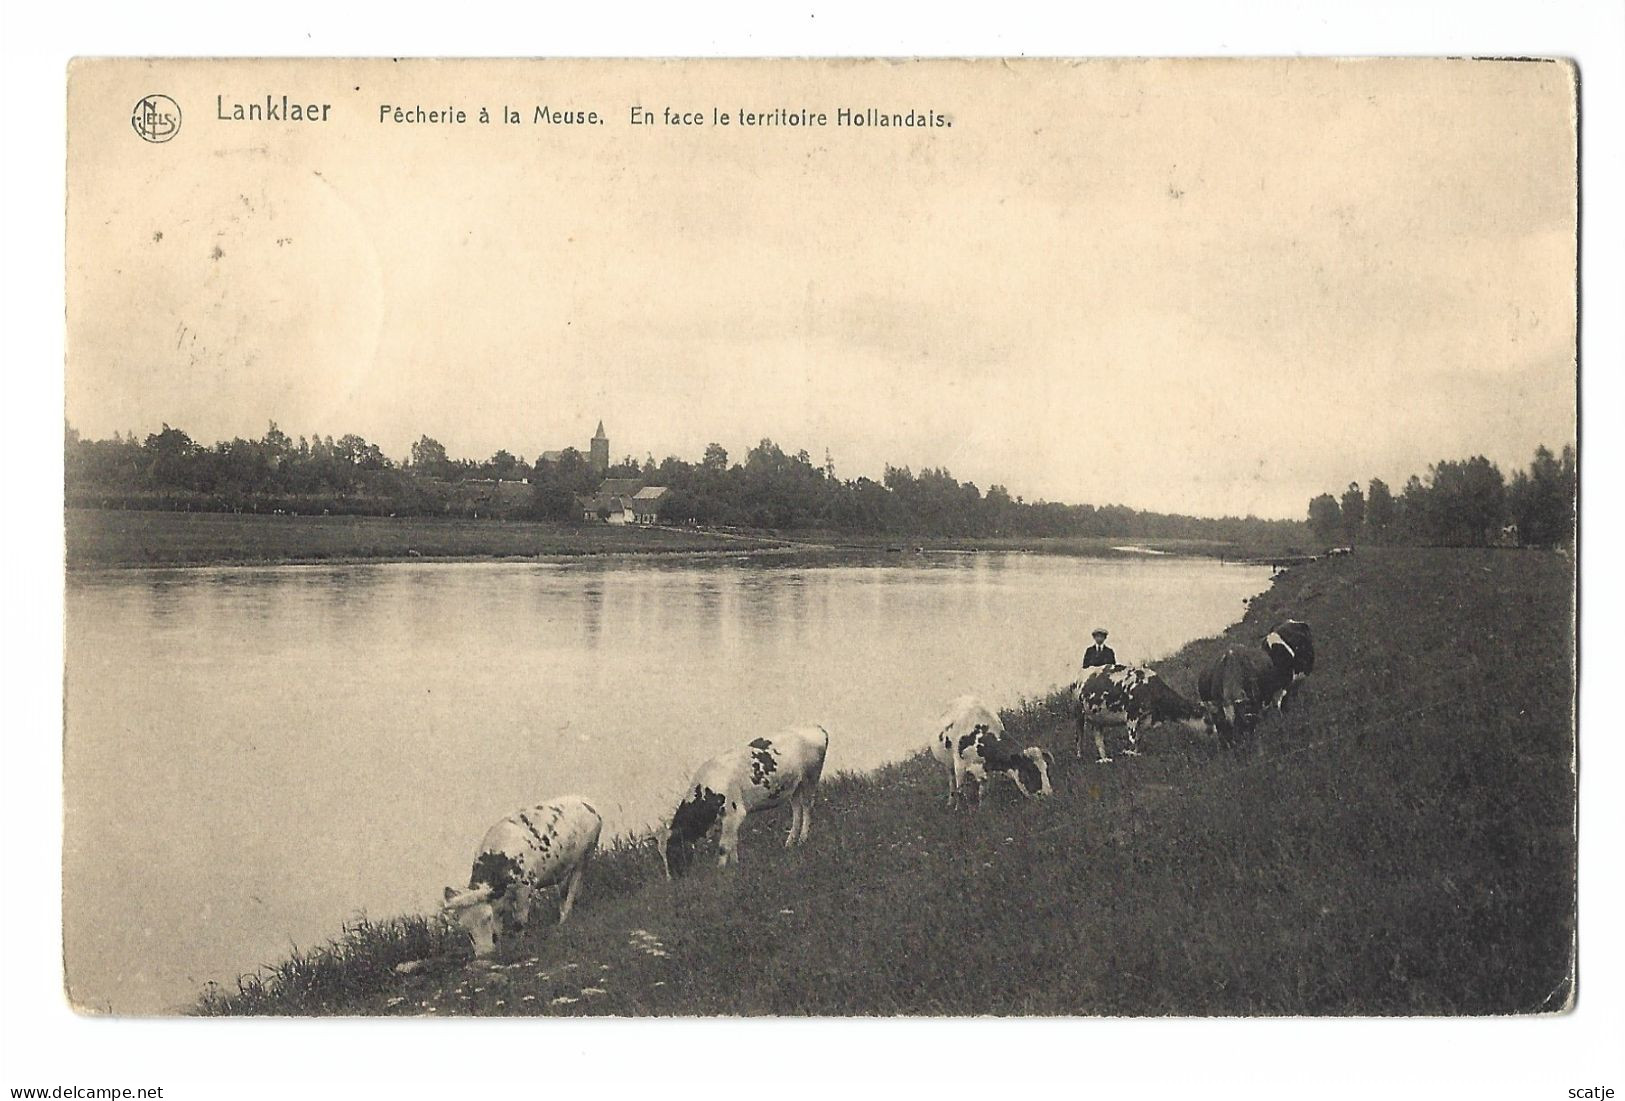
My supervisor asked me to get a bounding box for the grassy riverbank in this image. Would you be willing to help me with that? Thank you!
[197,545,1574,1016]
[65,508,786,568]
[66,508,1294,569]
[797,531,1295,560]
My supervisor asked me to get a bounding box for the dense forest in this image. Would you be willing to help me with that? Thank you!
[1306,445,1576,549]
[65,421,1308,543]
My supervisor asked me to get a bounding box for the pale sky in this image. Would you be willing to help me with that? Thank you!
[67,58,1576,518]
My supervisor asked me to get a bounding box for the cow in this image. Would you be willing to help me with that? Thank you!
[1196,648,1294,747]
[930,695,1054,808]
[660,725,829,878]
[1073,664,1206,764]
[441,795,603,959]
[1260,619,1315,714]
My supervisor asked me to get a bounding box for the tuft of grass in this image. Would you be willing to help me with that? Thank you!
[193,913,466,1016]
[198,546,1575,1017]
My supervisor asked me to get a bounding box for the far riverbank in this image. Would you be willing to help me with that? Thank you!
[65,508,1295,570]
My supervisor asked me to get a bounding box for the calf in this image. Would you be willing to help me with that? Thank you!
[661,725,829,878]
[1260,619,1315,714]
[442,795,603,958]
[1073,664,1205,764]
[930,695,1054,808]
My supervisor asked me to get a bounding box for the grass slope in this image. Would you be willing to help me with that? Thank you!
[198,546,1576,1016]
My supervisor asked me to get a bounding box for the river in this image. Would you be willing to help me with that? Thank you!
[63,551,1270,1013]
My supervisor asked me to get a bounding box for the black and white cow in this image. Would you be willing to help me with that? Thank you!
[1073,664,1206,763]
[660,725,829,878]
[441,795,603,958]
[1260,619,1315,714]
[930,695,1054,808]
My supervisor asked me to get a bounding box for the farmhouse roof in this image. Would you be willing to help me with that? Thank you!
[632,486,669,501]
[596,478,643,498]
[580,492,631,513]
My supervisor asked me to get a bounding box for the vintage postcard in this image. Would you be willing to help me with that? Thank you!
[63,57,1576,1019]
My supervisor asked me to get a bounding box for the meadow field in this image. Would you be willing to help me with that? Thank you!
[66,508,1294,569]
[195,544,1575,1016]
[64,508,780,568]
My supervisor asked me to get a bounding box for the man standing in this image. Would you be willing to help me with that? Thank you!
[1081,627,1116,669]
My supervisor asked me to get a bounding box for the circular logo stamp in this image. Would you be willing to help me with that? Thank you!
[132,95,182,143]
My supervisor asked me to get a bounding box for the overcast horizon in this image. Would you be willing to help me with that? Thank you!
[67,58,1577,521]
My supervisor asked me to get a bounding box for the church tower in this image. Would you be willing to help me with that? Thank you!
[590,421,609,475]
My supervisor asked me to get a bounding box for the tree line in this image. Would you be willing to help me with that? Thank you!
[66,421,1306,544]
[64,422,542,518]
[1306,445,1575,549]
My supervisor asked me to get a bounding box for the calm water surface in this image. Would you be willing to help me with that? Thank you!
[64,552,1269,1012]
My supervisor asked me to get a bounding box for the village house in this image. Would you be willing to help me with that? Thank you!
[536,421,670,524]
[579,479,669,524]
[630,486,668,524]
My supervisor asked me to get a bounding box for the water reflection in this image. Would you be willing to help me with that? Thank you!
[690,576,723,630]
[137,574,196,623]
[578,582,605,647]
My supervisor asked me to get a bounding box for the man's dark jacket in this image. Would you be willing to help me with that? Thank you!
[1081,643,1117,668]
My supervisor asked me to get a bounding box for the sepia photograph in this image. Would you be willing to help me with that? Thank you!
[60,55,1578,1021]
[6,4,1622,1094]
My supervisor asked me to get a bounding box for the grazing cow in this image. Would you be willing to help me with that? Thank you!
[1073,664,1205,764]
[442,795,603,958]
[1197,649,1293,747]
[930,695,1054,808]
[1260,619,1315,714]
[660,725,829,878]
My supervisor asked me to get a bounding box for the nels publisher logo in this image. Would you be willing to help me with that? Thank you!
[132,94,181,143]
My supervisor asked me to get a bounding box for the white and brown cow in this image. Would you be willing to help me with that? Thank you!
[930,695,1054,808]
[1260,619,1315,714]
[660,725,829,878]
[1073,664,1205,763]
[442,795,603,958]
